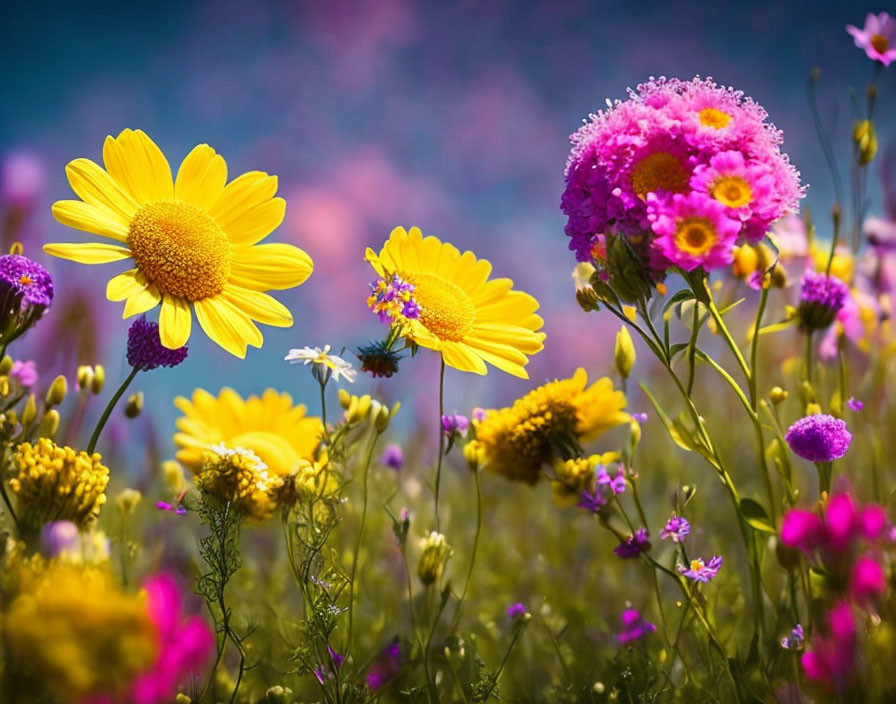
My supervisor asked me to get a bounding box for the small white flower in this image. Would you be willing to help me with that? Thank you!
[284,344,357,383]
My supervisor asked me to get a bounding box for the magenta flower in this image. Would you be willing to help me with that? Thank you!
[846,397,864,412]
[677,555,723,583]
[660,513,691,543]
[781,624,805,651]
[785,414,852,463]
[127,574,215,704]
[802,602,857,686]
[797,271,850,331]
[614,529,651,558]
[850,555,887,603]
[441,412,469,436]
[9,359,37,388]
[365,641,402,691]
[846,13,896,66]
[506,602,527,621]
[617,608,656,644]
[780,509,825,553]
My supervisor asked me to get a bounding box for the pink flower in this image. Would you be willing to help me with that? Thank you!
[846,13,896,66]
[850,555,887,603]
[647,191,741,271]
[128,574,215,704]
[780,509,825,552]
[801,602,857,686]
[1,152,45,211]
[9,359,38,388]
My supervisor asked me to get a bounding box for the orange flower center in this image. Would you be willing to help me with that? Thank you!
[675,218,717,256]
[698,108,732,129]
[128,200,231,301]
[404,272,475,341]
[711,175,753,208]
[18,275,32,286]
[630,152,689,200]
[871,34,889,54]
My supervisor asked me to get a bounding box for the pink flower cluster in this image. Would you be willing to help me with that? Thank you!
[780,491,891,687]
[562,77,803,274]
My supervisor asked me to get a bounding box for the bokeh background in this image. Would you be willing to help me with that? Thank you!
[1,0,893,463]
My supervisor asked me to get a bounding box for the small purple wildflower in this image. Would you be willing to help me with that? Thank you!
[781,624,805,650]
[798,271,849,330]
[846,397,864,412]
[0,254,53,310]
[597,464,627,494]
[367,275,419,325]
[617,608,656,644]
[578,486,608,513]
[328,645,344,670]
[785,415,852,463]
[471,407,486,422]
[314,666,325,684]
[660,513,691,543]
[127,316,189,371]
[678,555,723,583]
[614,529,651,559]
[632,412,648,423]
[157,501,187,516]
[365,642,402,690]
[9,359,37,388]
[380,443,403,471]
[506,602,527,621]
[441,412,469,436]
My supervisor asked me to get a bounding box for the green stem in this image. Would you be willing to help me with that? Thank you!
[433,358,446,530]
[448,466,483,633]
[86,367,139,454]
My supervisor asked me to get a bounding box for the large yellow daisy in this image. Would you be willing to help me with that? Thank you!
[173,387,322,476]
[365,226,545,378]
[45,129,313,357]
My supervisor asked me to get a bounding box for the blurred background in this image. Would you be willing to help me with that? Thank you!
[0,0,893,463]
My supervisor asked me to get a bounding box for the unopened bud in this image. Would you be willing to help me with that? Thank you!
[375,402,398,432]
[338,387,351,409]
[264,686,294,704]
[614,326,635,379]
[77,365,94,391]
[0,356,13,375]
[576,286,599,312]
[124,391,143,419]
[91,365,105,394]
[21,394,37,427]
[45,375,67,407]
[162,460,187,495]
[175,695,192,704]
[37,408,60,438]
[770,387,789,405]
[464,440,482,471]
[417,531,452,585]
[853,119,877,165]
[116,488,142,514]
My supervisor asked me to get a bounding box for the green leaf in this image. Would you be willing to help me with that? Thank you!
[740,497,775,534]
[640,384,695,452]
[662,287,695,314]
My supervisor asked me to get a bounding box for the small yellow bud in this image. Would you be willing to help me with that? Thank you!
[36,409,60,438]
[124,391,143,419]
[629,418,642,444]
[614,326,636,379]
[21,394,37,427]
[806,402,822,416]
[45,375,68,407]
[622,305,637,323]
[0,356,13,375]
[770,387,789,405]
[853,119,877,165]
[162,460,187,495]
[417,531,452,585]
[175,695,192,704]
[374,404,393,432]
[463,440,482,471]
[338,387,351,409]
[91,365,106,394]
[116,488,142,514]
[77,365,94,392]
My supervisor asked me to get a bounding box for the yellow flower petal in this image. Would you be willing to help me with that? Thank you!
[102,129,173,205]
[175,144,228,211]
[106,269,148,301]
[64,158,138,223]
[440,341,488,375]
[193,296,263,358]
[51,200,129,242]
[159,295,192,348]
[123,285,162,318]
[222,286,293,327]
[221,197,286,246]
[208,171,278,226]
[43,243,132,264]
[229,244,313,291]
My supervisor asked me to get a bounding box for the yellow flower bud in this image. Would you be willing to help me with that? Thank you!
[614,326,636,379]
[417,531,452,585]
[853,119,877,165]
[116,488,142,514]
[77,365,94,392]
[770,387,789,405]
[36,409,60,438]
[45,375,68,407]
[124,391,144,419]
[338,388,351,409]
[0,355,13,375]
[91,365,106,394]
[162,460,187,495]
[21,394,37,428]
[463,440,482,471]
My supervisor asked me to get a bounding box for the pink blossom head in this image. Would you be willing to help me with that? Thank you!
[801,602,857,686]
[647,191,741,271]
[10,359,38,388]
[780,509,825,553]
[825,492,859,549]
[850,555,887,603]
[1,152,45,211]
[846,13,896,66]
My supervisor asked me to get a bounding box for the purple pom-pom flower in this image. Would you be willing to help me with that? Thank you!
[127,316,189,371]
[785,414,852,463]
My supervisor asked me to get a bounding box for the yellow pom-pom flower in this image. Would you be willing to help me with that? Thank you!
[472,368,628,484]
[174,387,322,477]
[44,129,313,357]
[196,445,287,521]
[10,439,109,530]
[365,226,545,378]
[2,561,157,701]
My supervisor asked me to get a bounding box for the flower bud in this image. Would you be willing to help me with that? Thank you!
[20,393,36,427]
[116,488,142,514]
[175,695,192,704]
[124,391,143,419]
[338,387,351,409]
[614,326,635,379]
[77,365,94,391]
[770,387,789,405]
[606,235,655,304]
[36,408,59,438]
[417,531,452,585]
[375,402,398,432]
[0,355,13,375]
[463,440,482,471]
[265,686,294,704]
[162,460,187,495]
[91,365,105,394]
[853,119,877,165]
[45,374,67,407]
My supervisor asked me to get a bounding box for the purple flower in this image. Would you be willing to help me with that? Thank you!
[677,555,723,582]
[781,624,805,651]
[327,644,344,671]
[660,513,691,543]
[471,407,486,422]
[631,412,648,423]
[0,255,53,335]
[597,464,627,495]
[40,521,79,557]
[157,501,187,517]
[614,529,651,559]
[380,444,403,471]
[802,602,857,685]
[578,486,607,513]
[846,397,864,412]
[617,608,656,644]
[9,359,37,388]
[797,271,849,331]
[365,642,402,691]
[441,412,469,436]
[1,152,45,211]
[506,602,527,621]
[785,414,852,463]
[846,12,896,65]
[314,666,325,684]
[127,316,189,371]
[850,555,886,603]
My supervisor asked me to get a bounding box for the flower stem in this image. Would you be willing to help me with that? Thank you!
[86,367,138,454]
[448,466,483,633]
[433,358,446,530]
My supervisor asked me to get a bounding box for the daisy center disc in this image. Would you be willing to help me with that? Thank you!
[698,108,732,129]
[871,34,889,54]
[711,176,753,208]
[405,272,475,341]
[631,152,689,199]
[128,200,231,301]
[675,218,717,256]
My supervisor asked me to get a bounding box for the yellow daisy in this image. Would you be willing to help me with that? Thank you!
[45,129,313,357]
[173,387,322,477]
[365,226,545,378]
